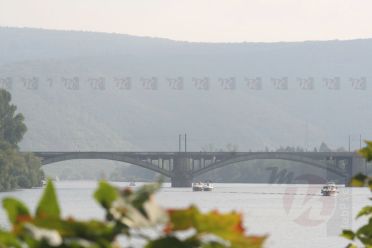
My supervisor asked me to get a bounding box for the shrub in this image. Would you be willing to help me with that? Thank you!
[17,176,31,189]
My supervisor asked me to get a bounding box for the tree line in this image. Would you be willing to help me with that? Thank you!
[0,89,44,191]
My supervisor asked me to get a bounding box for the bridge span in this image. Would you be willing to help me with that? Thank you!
[30,151,366,187]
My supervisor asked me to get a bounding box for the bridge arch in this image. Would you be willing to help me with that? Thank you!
[192,153,346,178]
[39,152,171,178]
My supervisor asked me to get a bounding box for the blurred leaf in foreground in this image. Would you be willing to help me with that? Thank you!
[167,206,266,248]
[36,180,60,219]
[2,198,31,225]
[350,173,367,187]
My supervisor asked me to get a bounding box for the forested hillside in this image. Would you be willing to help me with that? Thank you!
[0,27,371,182]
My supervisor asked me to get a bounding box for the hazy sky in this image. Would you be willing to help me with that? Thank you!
[0,0,371,42]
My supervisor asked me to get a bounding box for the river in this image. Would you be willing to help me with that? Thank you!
[0,181,369,248]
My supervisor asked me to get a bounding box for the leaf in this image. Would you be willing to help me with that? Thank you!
[357,206,372,219]
[201,242,227,248]
[167,206,266,248]
[168,206,245,235]
[94,181,118,209]
[0,230,22,248]
[356,223,372,246]
[130,182,161,217]
[345,244,357,248]
[359,141,372,161]
[36,180,60,219]
[32,218,116,245]
[350,173,367,187]
[341,230,355,240]
[166,206,198,231]
[145,236,198,248]
[2,198,31,224]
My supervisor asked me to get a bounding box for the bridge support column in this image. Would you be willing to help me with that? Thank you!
[171,155,193,187]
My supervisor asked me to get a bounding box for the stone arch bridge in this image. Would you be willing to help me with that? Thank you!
[31,151,366,187]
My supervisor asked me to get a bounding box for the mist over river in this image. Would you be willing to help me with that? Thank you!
[0,181,369,248]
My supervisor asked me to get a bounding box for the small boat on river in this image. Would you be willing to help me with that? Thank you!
[192,182,204,191]
[203,181,214,191]
[321,182,338,196]
[192,181,214,191]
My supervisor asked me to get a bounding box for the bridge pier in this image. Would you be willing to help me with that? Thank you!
[171,155,193,187]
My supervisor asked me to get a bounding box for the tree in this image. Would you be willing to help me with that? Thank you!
[201,144,239,152]
[335,147,347,152]
[0,89,43,191]
[319,142,332,152]
[0,89,27,147]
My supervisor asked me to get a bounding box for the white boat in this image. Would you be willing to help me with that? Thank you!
[192,182,204,191]
[129,181,136,187]
[203,182,214,191]
[321,182,338,196]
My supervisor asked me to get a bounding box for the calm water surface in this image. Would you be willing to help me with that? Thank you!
[0,181,369,248]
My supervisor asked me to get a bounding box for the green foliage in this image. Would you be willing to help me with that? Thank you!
[0,180,266,248]
[350,173,368,187]
[94,181,118,210]
[0,89,27,146]
[166,206,265,248]
[342,141,372,247]
[36,180,60,219]
[145,236,199,248]
[17,176,31,188]
[0,229,21,248]
[341,230,355,240]
[359,141,372,162]
[357,207,372,219]
[0,89,44,191]
[2,198,31,225]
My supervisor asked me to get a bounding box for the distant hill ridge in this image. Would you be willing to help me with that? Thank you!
[0,27,370,153]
